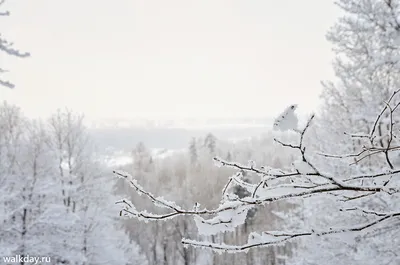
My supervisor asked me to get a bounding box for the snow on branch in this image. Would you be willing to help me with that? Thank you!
[181,211,400,253]
[0,35,30,58]
[273,104,298,132]
[114,170,255,233]
[1,1,30,88]
[114,96,400,253]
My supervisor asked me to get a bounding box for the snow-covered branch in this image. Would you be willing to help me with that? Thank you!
[0,1,29,88]
[181,211,400,253]
[115,90,400,252]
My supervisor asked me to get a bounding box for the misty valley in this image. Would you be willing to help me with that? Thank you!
[2,0,400,264]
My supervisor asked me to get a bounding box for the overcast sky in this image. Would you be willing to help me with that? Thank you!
[1,0,341,121]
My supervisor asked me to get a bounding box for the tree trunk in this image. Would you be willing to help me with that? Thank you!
[211,235,217,265]
[163,238,168,265]
[20,208,27,265]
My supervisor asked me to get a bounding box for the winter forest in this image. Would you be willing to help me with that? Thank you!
[2,0,400,264]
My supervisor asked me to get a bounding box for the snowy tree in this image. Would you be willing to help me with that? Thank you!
[0,103,147,264]
[286,0,400,263]
[0,0,29,88]
[46,109,147,264]
[132,142,153,173]
[189,137,198,166]
[47,109,89,213]
[81,161,148,265]
[204,133,217,155]
[318,0,400,166]
[0,103,83,263]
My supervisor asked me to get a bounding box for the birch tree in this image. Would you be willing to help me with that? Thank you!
[0,104,147,264]
[0,103,82,263]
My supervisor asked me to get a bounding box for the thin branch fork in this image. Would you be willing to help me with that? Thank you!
[370,89,400,138]
[320,90,400,168]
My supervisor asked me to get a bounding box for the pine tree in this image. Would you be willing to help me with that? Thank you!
[204,133,217,155]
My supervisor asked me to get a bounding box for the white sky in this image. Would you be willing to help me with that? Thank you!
[0,0,341,121]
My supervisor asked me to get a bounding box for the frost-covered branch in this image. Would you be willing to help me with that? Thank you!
[114,170,255,222]
[115,90,400,252]
[0,35,30,58]
[181,211,400,253]
[0,1,29,88]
